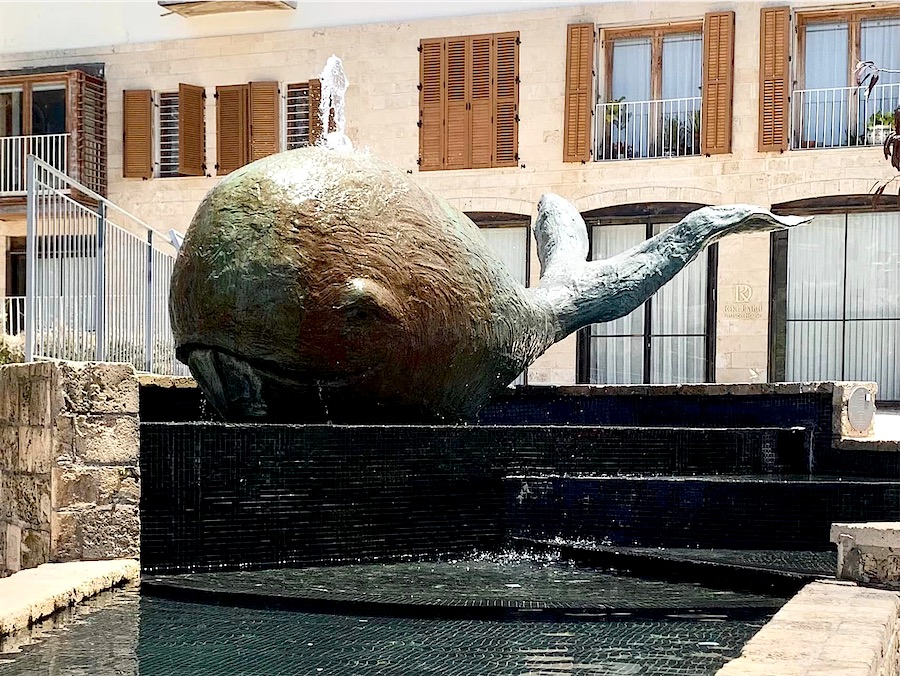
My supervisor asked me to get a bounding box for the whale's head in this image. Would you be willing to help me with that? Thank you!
[170,147,544,421]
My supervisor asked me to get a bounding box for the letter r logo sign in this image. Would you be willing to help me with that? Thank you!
[735,284,753,302]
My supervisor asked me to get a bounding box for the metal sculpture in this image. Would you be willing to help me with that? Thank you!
[170,146,808,421]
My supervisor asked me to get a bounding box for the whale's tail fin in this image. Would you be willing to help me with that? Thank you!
[531,193,811,341]
[533,193,590,280]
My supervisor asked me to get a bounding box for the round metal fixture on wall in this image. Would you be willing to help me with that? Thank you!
[847,386,876,433]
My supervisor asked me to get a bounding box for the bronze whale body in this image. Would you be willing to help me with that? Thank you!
[170,146,808,422]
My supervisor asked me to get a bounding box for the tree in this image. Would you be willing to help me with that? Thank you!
[855,61,900,204]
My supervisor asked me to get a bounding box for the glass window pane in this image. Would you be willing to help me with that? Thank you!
[845,212,900,320]
[590,224,645,336]
[785,320,843,382]
[861,18,900,85]
[590,336,643,385]
[31,85,66,135]
[661,33,702,99]
[845,320,899,400]
[650,335,706,384]
[0,87,23,136]
[805,22,849,89]
[480,226,529,287]
[612,38,651,102]
[651,223,707,336]
[786,214,845,320]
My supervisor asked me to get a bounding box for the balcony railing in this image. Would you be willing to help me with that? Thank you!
[0,134,69,196]
[791,82,900,150]
[595,97,702,161]
[4,296,25,335]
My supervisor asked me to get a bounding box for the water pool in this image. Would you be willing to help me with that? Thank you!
[0,558,784,676]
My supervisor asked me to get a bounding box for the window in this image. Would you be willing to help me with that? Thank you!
[284,79,331,150]
[579,216,716,384]
[771,210,900,402]
[285,82,311,149]
[123,84,205,179]
[470,213,530,385]
[158,92,179,177]
[418,32,519,171]
[793,9,900,149]
[589,13,733,162]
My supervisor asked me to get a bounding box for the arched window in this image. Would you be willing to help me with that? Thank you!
[578,203,717,384]
[771,198,899,402]
[468,211,531,385]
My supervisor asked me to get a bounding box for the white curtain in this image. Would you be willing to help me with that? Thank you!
[861,18,900,84]
[589,224,645,384]
[803,22,849,146]
[785,215,844,383]
[480,225,529,385]
[650,223,708,383]
[611,38,652,158]
[844,212,900,399]
[785,213,900,399]
[662,34,702,99]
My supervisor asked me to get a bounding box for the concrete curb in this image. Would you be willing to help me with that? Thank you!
[717,580,900,676]
[0,559,139,636]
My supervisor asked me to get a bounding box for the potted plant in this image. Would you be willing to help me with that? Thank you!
[866,110,894,146]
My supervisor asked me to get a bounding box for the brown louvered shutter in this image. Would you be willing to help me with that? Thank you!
[122,89,152,179]
[419,39,444,171]
[493,32,519,167]
[216,84,248,175]
[759,7,791,152]
[563,24,594,162]
[308,78,323,146]
[470,35,493,168]
[701,11,735,155]
[75,71,107,195]
[249,81,280,161]
[445,37,470,170]
[178,83,205,176]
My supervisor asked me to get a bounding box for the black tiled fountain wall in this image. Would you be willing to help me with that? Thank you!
[139,386,900,572]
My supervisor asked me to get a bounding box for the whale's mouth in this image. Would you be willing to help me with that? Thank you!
[179,344,434,423]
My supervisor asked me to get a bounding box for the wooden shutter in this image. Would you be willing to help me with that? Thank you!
[419,39,444,171]
[470,35,493,168]
[759,7,791,152]
[701,11,735,155]
[445,37,470,170]
[178,83,205,176]
[563,24,594,162]
[308,78,323,146]
[216,84,248,175]
[249,81,280,162]
[493,32,519,167]
[75,71,107,195]
[122,89,152,179]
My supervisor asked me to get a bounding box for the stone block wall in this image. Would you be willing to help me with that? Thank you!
[0,362,140,576]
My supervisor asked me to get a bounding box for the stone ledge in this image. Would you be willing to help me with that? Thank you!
[716,580,900,676]
[0,559,139,636]
[831,522,900,588]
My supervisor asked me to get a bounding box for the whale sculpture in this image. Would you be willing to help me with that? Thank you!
[170,146,809,422]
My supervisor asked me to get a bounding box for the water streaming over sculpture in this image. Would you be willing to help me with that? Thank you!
[169,59,811,423]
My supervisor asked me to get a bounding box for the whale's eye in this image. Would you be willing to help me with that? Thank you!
[340,278,403,328]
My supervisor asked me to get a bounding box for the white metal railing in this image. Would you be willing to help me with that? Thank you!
[791,82,900,150]
[595,96,702,161]
[25,155,188,376]
[1,134,69,195]
[4,296,25,335]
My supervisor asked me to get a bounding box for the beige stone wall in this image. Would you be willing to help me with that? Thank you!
[1,0,895,384]
[0,362,140,576]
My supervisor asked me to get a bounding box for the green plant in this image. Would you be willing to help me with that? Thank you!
[604,97,628,129]
[867,110,894,128]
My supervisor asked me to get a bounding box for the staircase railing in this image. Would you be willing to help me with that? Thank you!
[25,154,188,375]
